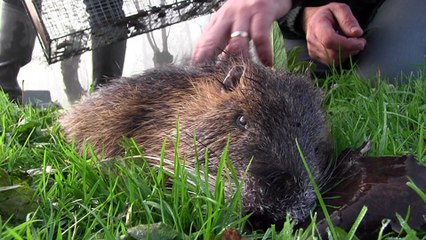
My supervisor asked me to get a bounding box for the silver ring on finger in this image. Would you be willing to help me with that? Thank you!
[230,31,249,38]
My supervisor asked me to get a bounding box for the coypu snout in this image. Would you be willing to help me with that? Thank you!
[60,60,333,230]
[243,171,317,230]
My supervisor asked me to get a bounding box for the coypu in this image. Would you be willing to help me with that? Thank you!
[59,60,333,229]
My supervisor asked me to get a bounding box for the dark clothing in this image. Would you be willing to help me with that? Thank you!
[0,0,36,102]
[277,0,426,82]
[83,0,127,86]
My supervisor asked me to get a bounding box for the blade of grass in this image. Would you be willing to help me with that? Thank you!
[344,206,367,240]
[295,138,337,239]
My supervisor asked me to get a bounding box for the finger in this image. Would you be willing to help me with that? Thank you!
[349,49,361,56]
[318,46,360,66]
[307,38,348,66]
[191,19,232,64]
[307,43,334,65]
[329,3,363,37]
[222,35,250,60]
[223,15,251,59]
[250,12,275,66]
[317,49,341,66]
[318,25,366,52]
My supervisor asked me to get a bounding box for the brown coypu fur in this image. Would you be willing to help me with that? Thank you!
[59,60,333,230]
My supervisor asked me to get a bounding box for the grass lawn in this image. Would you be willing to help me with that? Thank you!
[0,35,425,238]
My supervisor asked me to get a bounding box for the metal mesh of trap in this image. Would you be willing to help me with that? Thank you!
[23,0,224,64]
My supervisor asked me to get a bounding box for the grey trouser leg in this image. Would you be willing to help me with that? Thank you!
[92,40,126,86]
[356,0,426,81]
[85,0,127,87]
[283,0,426,82]
[0,0,36,100]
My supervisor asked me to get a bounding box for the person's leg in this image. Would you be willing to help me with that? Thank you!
[356,0,426,82]
[0,0,36,102]
[92,40,126,86]
[84,0,127,87]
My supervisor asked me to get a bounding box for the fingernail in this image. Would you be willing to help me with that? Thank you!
[351,27,362,34]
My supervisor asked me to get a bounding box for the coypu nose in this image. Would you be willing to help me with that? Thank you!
[245,200,314,231]
[247,211,285,231]
[242,173,318,231]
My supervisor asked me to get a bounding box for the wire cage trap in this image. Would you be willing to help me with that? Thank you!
[23,0,224,64]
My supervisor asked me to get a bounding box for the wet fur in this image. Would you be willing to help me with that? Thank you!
[59,60,333,229]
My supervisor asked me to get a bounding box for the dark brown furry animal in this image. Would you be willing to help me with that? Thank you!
[59,60,333,229]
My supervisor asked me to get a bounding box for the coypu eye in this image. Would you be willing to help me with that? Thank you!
[236,115,248,129]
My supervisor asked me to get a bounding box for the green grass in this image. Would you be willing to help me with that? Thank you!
[324,70,426,162]
[0,32,425,238]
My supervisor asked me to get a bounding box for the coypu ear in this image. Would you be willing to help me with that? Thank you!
[222,65,246,92]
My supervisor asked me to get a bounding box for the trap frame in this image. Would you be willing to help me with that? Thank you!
[23,0,224,64]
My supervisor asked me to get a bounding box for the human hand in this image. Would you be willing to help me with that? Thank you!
[191,0,292,66]
[303,3,366,66]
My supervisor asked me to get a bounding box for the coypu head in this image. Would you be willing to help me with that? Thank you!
[177,61,333,229]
